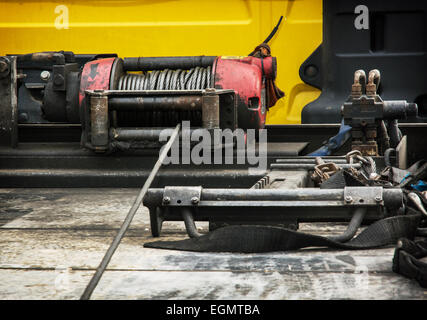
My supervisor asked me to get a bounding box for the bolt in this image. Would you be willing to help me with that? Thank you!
[375,195,382,202]
[191,197,199,204]
[18,113,28,122]
[344,196,353,203]
[40,71,50,81]
[162,196,170,204]
[304,65,318,77]
[53,74,64,86]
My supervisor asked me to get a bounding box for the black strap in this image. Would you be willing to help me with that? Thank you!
[145,213,421,253]
[392,237,427,288]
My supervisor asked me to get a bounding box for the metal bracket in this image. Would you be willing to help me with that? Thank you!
[343,186,383,206]
[162,186,202,206]
[0,56,18,147]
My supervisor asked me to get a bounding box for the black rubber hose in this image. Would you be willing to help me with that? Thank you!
[248,15,284,57]
[182,208,202,238]
[380,120,391,150]
[384,148,396,167]
[263,16,283,44]
[388,119,401,148]
[327,208,367,243]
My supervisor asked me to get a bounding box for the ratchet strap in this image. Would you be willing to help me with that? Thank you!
[145,212,421,253]
[393,237,427,288]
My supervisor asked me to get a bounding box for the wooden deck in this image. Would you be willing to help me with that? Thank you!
[1,188,426,300]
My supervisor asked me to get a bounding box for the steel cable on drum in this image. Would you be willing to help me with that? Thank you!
[118,66,212,91]
[115,67,210,127]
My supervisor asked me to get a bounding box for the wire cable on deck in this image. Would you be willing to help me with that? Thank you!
[80,123,181,300]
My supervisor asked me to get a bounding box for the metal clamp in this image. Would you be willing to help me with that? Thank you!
[162,186,202,206]
[343,186,383,206]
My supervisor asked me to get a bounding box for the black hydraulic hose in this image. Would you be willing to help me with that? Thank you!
[327,207,367,243]
[262,16,283,44]
[388,119,402,148]
[380,120,391,150]
[248,16,283,56]
[384,148,396,167]
[182,208,202,238]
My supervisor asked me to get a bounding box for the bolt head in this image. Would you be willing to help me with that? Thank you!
[162,196,171,204]
[40,71,50,81]
[375,196,382,202]
[53,74,64,86]
[344,196,353,203]
[191,197,199,204]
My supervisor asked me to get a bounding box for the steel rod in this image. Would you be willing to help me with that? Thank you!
[143,188,402,208]
[123,56,216,71]
[270,163,361,170]
[109,96,202,111]
[80,123,181,300]
[275,158,348,164]
[110,127,200,141]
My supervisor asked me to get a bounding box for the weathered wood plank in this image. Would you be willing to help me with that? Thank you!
[0,188,203,232]
[1,188,425,300]
[0,269,425,300]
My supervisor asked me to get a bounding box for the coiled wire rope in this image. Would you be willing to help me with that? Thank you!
[118,66,212,91]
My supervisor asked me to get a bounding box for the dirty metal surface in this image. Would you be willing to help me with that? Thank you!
[0,188,426,300]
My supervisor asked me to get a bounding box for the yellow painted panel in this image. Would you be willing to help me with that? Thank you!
[0,0,322,123]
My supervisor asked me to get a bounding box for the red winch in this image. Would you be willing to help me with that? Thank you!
[10,51,280,152]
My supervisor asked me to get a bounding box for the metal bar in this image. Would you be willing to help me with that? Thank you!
[90,95,109,150]
[153,206,383,223]
[123,56,216,71]
[144,188,343,204]
[270,163,361,170]
[108,96,202,111]
[202,89,220,129]
[275,158,348,164]
[197,200,344,207]
[0,56,18,147]
[144,187,402,208]
[110,127,201,141]
[80,123,181,300]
